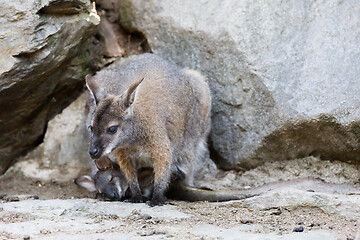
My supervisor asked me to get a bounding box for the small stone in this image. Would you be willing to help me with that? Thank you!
[24,235,30,240]
[270,208,282,215]
[139,230,156,236]
[5,196,19,202]
[309,222,320,227]
[241,219,252,224]
[293,226,304,232]
[296,220,305,225]
[33,195,39,200]
[141,214,152,220]
[131,209,141,215]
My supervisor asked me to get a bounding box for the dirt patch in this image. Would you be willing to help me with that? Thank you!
[0,197,358,240]
[177,202,358,239]
[0,211,34,224]
[1,157,359,240]
[0,172,93,200]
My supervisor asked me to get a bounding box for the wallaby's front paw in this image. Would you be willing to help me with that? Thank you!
[123,195,144,203]
[146,199,167,207]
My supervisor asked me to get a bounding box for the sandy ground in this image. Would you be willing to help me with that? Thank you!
[1,157,360,240]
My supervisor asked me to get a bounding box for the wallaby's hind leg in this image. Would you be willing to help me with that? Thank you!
[115,150,143,203]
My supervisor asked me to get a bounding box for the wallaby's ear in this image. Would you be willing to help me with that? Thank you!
[74,175,97,193]
[122,77,144,108]
[85,74,107,104]
[95,156,114,170]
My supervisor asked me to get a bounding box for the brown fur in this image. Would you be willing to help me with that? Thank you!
[86,54,211,206]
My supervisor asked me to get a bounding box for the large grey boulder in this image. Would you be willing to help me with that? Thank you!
[119,0,360,170]
[0,0,99,173]
[9,93,91,182]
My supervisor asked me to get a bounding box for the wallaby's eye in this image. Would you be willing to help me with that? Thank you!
[88,125,93,131]
[107,126,118,134]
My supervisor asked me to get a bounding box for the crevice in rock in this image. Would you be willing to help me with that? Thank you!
[84,0,149,72]
[37,0,88,15]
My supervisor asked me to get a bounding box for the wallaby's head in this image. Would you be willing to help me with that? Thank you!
[85,75,144,159]
[75,157,129,200]
[94,169,128,200]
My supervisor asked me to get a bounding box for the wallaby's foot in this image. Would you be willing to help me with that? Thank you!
[123,195,145,203]
[146,195,167,207]
[146,199,167,207]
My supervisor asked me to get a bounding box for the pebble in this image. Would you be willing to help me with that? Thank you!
[270,208,282,215]
[137,214,152,220]
[309,222,320,227]
[5,196,19,202]
[33,195,39,200]
[241,219,253,224]
[141,214,152,220]
[293,226,304,232]
[23,235,30,240]
[296,220,305,225]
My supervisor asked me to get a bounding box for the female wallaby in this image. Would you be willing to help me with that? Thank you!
[86,54,211,206]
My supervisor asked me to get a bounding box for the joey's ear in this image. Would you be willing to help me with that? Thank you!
[95,156,114,170]
[122,77,144,108]
[85,74,107,104]
[74,175,97,192]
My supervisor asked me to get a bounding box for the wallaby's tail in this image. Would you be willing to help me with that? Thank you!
[167,185,258,202]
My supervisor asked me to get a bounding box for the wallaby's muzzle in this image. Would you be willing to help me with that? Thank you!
[89,146,101,159]
[89,137,103,159]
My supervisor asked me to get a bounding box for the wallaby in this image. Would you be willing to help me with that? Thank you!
[75,157,257,202]
[85,54,212,206]
[75,156,130,200]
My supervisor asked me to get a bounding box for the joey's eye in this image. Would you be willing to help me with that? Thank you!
[108,175,113,182]
[107,126,118,134]
[88,125,93,131]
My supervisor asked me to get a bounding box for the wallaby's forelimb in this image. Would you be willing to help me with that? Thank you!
[115,150,143,202]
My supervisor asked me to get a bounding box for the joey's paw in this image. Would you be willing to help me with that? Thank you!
[123,196,145,203]
[146,199,167,207]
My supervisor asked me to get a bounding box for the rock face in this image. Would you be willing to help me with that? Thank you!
[10,93,91,182]
[0,0,99,173]
[119,0,360,170]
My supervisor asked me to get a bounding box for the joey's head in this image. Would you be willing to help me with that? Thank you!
[94,169,128,200]
[85,75,144,159]
[74,171,128,200]
[75,157,129,200]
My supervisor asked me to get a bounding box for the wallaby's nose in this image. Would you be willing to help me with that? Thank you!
[89,147,100,159]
